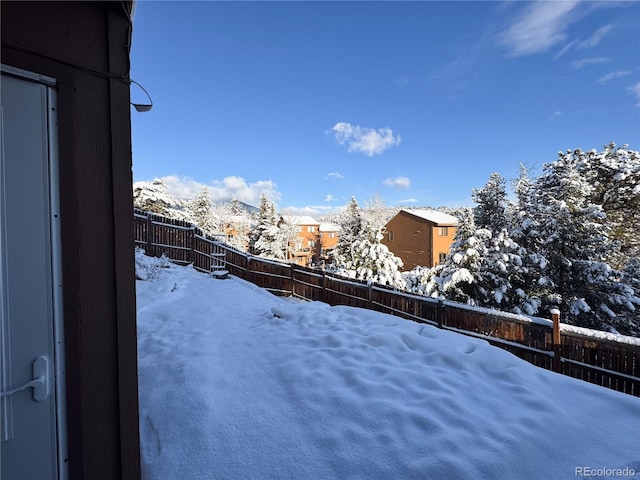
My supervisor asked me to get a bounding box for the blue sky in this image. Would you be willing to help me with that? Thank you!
[130,1,640,215]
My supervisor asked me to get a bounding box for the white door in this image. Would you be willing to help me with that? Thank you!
[1,67,67,479]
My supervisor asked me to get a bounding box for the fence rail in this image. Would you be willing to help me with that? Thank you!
[133,209,640,396]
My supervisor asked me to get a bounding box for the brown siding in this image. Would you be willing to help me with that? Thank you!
[432,225,457,266]
[2,2,140,479]
[320,229,339,251]
[382,210,434,270]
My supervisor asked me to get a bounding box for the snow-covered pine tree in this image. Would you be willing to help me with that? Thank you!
[332,197,365,266]
[471,172,510,234]
[187,186,217,235]
[332,224,405,289]
[531,149,639,332]
[228,198,243,216]
[362,193,393,231]
[508,164,554,315]
[575,143,640,267]
[250,194,287,259]
[133,178,188,218]
[422,209,487,305]
[418,207,543,315]
[222,200,252,251]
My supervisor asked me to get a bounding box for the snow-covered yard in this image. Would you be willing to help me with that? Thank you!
[136,254,639,480]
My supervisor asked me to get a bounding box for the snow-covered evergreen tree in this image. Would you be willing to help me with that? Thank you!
[472,172,510,233]
[421,199,547,316]
[133,178,189,219]
[508,164,554,314]
[421,209,485,304]
[187,186,217,235]
[575,143,640,267]
[250,194,284,259]
[333,197,365,266]
[223,199,253,251]
[332,224,405,289]
[362,194,394,231]
[531,149,639,332]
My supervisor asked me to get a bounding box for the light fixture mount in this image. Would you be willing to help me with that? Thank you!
[130,79,153,112]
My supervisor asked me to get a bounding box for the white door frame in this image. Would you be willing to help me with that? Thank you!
[0,64,68,480]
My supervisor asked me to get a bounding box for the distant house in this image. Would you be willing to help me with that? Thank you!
[382,209,458,270]
[224,214,253,251]
[318,222,341,265]
[281,215,321,266]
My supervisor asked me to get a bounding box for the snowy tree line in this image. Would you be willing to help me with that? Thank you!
[406,143,640,336]
[133,179,253,251]
[133,142,639,335]
[133,180,409,285]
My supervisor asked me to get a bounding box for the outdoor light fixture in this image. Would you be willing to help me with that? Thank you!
[130,79,153,112]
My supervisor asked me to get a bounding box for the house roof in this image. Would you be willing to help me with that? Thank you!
[400,209,459,226]
[282,215,320,226]
[319,222,340,232]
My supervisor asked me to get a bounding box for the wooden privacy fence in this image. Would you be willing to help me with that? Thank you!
[134,209,227,274]
[134,209,640,396]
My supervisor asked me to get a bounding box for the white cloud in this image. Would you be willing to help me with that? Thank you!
[162,175,205,200]
[628,81,640,107]
[330,122,401,157]
[397,198,418,204]
[570,57,610,70]
[324,172,344,180]
[547,110,563,122]
[578,24,612,49]
[324,194,337,202]
[383,176,411,190]
[553,39,578,60]
[555,23,614,59]
[281,205,338,216]
[597,70,632,84]
[498,1,581,57]
[161,175,280,206]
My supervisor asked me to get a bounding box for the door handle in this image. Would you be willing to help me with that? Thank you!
[1,356,48,401]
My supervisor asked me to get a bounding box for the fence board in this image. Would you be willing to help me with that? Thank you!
[133,208,640,396]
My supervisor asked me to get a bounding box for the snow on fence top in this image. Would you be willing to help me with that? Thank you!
[560,324,640,347]
[133,208,640,396]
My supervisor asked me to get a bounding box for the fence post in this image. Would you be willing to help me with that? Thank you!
[437,299,444,328]
[290,263,296,297]
[246,255,251,282]
[367,279,373,309]
[185,226,191,265]
[321,268,327,304]
[146,214,153,256]
[551,308,561,373]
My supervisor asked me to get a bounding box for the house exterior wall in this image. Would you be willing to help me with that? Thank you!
[319,229,339,252]
[289,223,320,266]
[382,210,457,271]
[432,224,457,267]
[382,210,434,270]
[2,2,141,479]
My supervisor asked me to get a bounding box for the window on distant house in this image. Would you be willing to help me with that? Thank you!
[438,252,447,264]
[388,230,394,241]
[307,226,315,232]
[438,226,449,236]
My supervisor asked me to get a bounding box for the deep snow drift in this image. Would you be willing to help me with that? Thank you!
[136,254,640,480]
